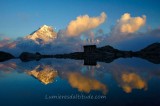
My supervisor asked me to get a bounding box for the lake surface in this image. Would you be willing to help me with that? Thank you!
[0,57,160,106]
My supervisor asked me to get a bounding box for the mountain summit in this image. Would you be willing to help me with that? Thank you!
[26,25,57,44]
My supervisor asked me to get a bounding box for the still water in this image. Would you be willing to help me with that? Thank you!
[0,58,160,106]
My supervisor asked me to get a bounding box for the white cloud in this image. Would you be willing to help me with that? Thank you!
[112,13,146,35]
[99,13,147,44]
[65,12,107,37]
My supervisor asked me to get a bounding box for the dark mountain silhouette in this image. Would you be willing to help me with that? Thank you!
[19,52,41,62]
[140,42,160,52]
[0,42,160,65]
[134,42,160,64]
[0,51,15,62]
[20,42,160,65]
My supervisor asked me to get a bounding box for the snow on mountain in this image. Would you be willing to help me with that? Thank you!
[25,25,57,44]
[0,25,81,56]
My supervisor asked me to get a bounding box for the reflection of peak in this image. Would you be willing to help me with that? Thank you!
[25,25,57,44]
[27,65,58,85]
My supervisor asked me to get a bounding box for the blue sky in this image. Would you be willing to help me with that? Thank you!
[0,0,160,39]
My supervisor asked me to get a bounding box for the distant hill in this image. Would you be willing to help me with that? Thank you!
[0,51,14,62]
[140,42,160,53]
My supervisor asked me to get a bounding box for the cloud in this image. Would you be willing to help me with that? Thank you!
[148,28,160,37]
[1,12,159,55]
[65,12,107,37]
[120,72,147,93]
[96,13,147,45]
[0,62,17,73]
[67,72,107,95]
[108,28,160,51]
[0,38,16,48]
[101,63,149,93]
[112,13,146,34]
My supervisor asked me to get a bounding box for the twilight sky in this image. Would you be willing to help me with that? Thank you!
[0,0,160,38]
[0,0,160,54]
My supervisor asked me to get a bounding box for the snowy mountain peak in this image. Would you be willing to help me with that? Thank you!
[26,25,57,44]
[39,25,52,31]
[41,24,49,28]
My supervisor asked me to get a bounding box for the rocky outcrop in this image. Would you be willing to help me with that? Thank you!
[19,52,41,62]
[0,51,14,62]
[19,52,55,62]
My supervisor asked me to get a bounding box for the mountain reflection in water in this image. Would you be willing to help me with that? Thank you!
[0,58,160,106]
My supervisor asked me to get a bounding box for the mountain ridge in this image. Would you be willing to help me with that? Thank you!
[0,42,160,64]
